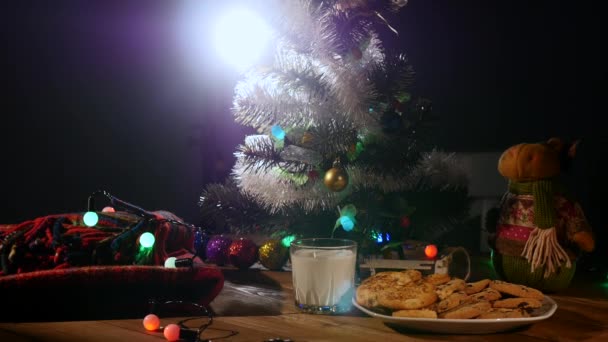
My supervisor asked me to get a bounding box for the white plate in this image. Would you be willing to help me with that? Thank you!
[352,296,557,334]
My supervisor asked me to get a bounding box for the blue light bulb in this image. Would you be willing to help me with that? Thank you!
[271,125,285,140]
[340,216,354,231]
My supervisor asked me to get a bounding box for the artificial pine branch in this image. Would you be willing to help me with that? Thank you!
[235,135,309,174]
[369,53,415,103]
[305,116,359,157]
[199,181,276,234]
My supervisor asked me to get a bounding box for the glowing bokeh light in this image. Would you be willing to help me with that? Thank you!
[213,7,272,71]
[164,257,177,268]
[102,206,115,213]
[271,125,285,140]
[339,216,354,231]
[425,244,438,258]
[83,211,99,227]
[142,314,160,331]
[139,232,156,248]
[163,323,181,341]
[281,235,296,248]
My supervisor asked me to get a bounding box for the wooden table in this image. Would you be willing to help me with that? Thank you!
[1,259,607,341]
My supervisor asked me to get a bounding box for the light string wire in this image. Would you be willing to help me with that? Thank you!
[149,300,239,342]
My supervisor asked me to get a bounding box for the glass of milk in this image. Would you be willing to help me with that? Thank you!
[290,238,357,314]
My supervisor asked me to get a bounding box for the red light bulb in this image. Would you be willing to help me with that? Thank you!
[424,244,438,258]
[142,314,160,331]
[163,323,181,341]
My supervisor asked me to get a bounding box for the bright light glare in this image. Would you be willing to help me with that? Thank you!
[213,8,272,71]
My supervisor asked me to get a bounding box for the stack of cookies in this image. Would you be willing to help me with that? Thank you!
[355,270,545,319]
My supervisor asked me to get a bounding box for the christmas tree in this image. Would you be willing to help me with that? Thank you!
[199,0,471,255]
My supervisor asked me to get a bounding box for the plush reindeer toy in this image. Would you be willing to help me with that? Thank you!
[491,138,595,291]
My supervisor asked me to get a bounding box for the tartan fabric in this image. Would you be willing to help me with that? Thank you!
[0,211,195,275]
[0,212,224,321]
[0,264,224,321]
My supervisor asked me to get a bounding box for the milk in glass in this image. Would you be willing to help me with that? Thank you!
[291,248,356,307]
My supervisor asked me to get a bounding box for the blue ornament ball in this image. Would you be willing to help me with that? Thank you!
[194,230,210,259]
[205,235,232,266]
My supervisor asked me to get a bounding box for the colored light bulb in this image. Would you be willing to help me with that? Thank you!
[339,216,354,231]
[140,232,155,248]
[102,206,115,213]
[164,257,176,268]
[281,235,295,248]
[425,244,438,258]
[83,211,99,227]
[142,314,160,331]
[163,323,181,341]
[271,125,285,140]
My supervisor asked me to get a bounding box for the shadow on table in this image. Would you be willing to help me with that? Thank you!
[211,268,286,316]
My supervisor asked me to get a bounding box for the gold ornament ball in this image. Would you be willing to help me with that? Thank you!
[324,166,349,192]
[258,239,289,270]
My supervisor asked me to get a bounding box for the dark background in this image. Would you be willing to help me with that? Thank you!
[0,0,605,231]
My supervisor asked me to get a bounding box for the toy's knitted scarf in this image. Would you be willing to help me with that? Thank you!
[508,179,571,277]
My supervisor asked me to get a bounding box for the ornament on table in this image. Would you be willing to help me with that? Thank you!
[489,138,594,291]
[193,229,209,259]
[324,158,349,192]
[205,235,232,266]
[258,239,289,270]
[228,238,258,269]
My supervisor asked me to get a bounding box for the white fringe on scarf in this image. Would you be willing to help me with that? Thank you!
[521,227,571,278]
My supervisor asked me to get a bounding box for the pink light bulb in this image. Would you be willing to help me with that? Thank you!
[102,206,115,213]
[163,323,181,341]
[142,314,160,331]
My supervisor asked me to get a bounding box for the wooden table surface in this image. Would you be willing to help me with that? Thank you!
[1,258,607,342]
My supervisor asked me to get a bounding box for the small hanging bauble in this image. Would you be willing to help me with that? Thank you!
[324,159,349,192]
[258,239,289,270]
[415,98,433,117]
[205,235,232,266]
[400,215,411,228]
[228,238,258,269]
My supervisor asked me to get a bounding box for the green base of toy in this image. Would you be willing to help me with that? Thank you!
[491,252,575,292]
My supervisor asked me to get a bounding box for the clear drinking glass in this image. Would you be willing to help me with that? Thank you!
[290,238,357,314]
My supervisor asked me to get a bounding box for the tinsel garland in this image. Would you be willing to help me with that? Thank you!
[233,150,468,213]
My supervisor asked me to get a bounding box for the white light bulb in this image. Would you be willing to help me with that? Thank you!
[164,257,177,268]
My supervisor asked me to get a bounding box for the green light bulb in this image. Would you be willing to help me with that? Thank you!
[281,235,296,248]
